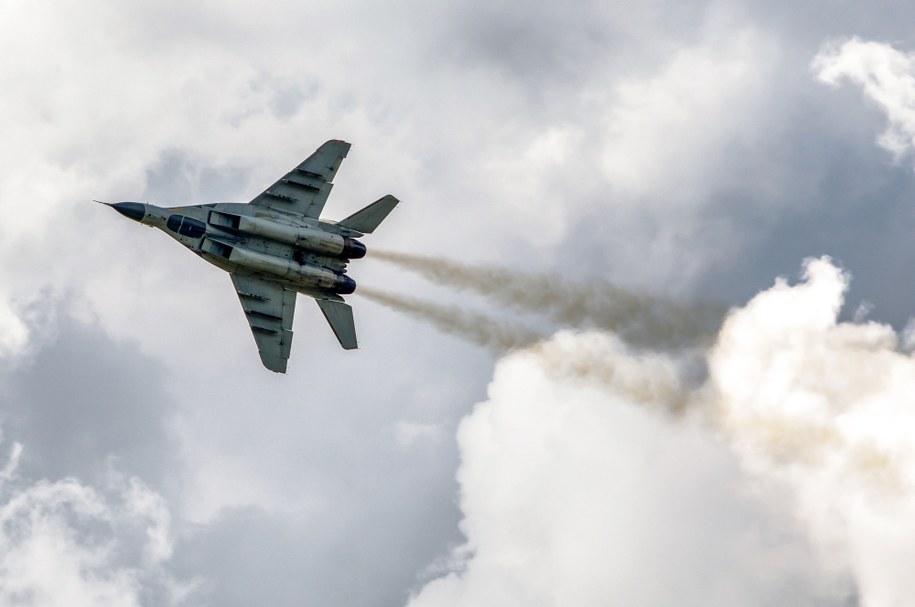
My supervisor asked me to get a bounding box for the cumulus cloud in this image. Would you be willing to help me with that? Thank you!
[406,257,915,606]
[813,37,915,164]
[407,331,833,607]
[0,446,189,606]
[710,257,915,606]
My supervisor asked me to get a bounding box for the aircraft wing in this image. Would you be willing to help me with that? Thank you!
[231,274,297,373]
[248,139,351,219]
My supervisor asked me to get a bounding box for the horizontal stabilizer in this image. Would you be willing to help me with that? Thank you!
[316,298,358,350]
[337,195,399,234]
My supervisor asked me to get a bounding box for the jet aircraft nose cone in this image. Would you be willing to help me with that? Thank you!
[110,202,146,222]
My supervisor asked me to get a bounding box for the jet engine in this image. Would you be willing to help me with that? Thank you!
[221,244,356,293]
[235,215,366,259]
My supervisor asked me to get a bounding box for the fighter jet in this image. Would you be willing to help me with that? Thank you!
[104,139,398,373]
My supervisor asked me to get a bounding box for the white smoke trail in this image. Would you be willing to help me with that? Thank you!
[360,286,692,414]
[520,332,691,415]
[406,256,915,607]
[372,250,723,349]
[358,287,543,353]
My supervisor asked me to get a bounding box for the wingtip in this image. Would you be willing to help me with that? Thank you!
[263,359,288,374]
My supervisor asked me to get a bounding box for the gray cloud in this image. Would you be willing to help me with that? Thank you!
[433,0,709,94]
[172,498,461,607]
[0,301,179,490]
[142,150,253,205]
[0,470,185,605]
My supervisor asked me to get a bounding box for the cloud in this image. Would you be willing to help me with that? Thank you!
[406,256,915,606]
[6,1,915,605]
[813,37,915,164]
[0,448,188,606]
[0,295,469,606]
[0,303,179,489]
[601,26,778,203]
[406,330,836,606]
[709,257,915,606]
[0,299,28,359]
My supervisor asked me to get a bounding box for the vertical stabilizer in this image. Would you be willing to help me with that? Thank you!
[337,195,399,234]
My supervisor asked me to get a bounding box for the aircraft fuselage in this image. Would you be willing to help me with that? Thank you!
[112,201,362,295]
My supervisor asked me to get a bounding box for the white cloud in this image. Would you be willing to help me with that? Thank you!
[601,26,776,203]
[0,451,189,606]
[407,332,829,607]
[0,298,28,359]
[813,37,915,164]
[409,256,915,606]
[709,257,915,606]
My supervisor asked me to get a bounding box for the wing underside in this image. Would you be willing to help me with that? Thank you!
[248,139,351,219]
[231,274,297,373]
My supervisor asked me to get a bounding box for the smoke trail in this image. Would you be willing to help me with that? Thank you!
[359,288,686,412]
[372,250,723,349]
[358,287,543,353]
[521,331,691,415]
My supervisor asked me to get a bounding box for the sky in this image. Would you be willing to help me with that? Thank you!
[3,0,915,605]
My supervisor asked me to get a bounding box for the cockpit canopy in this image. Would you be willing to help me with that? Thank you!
[166,215,206,239]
